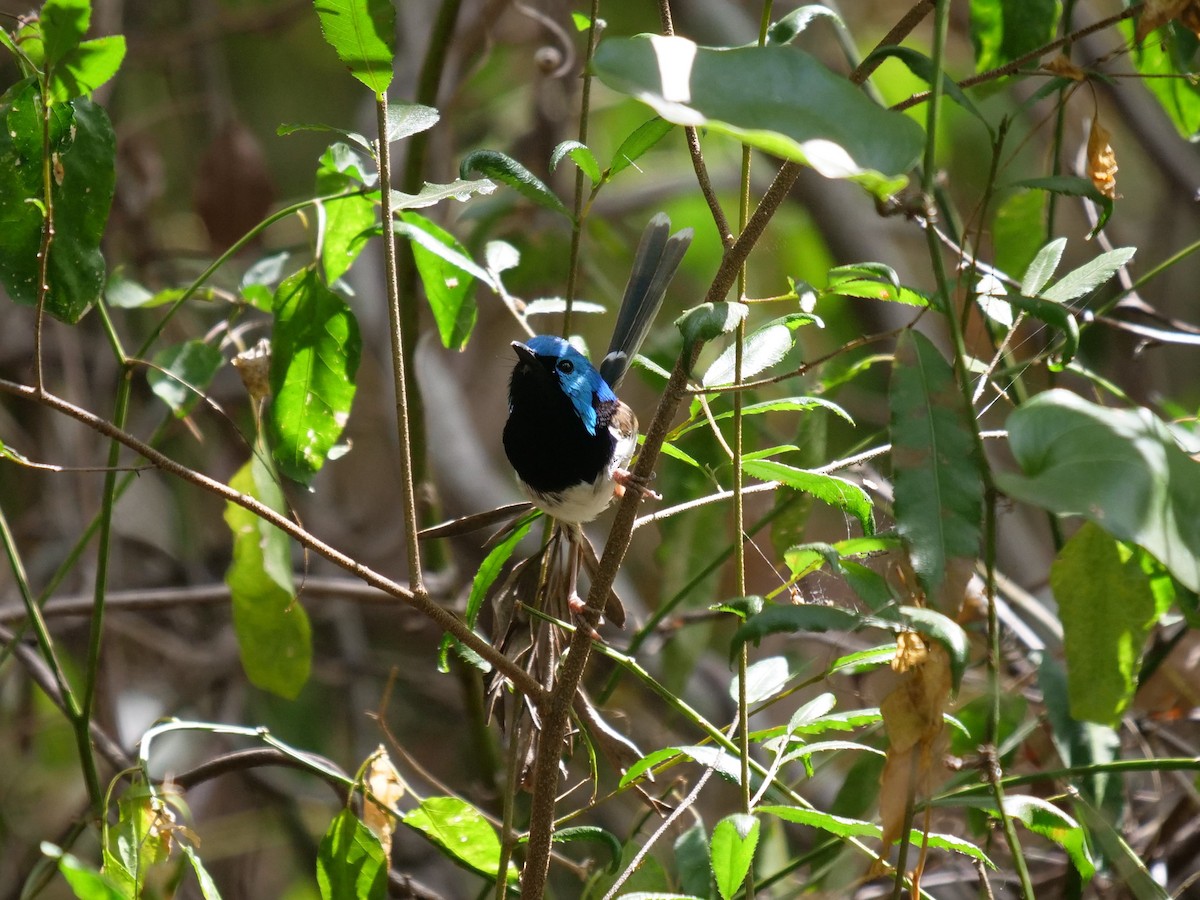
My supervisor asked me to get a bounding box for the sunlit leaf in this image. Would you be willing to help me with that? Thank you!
[147,340,223,418]
[676,301,748,346]
[710,814,759,900]
[402,797,516,881]
[49,35,126,102]
[313,0,395,96]
[701,314,820,386]
[606,116,675,180]
[459,148,567,216]
[550,139,601,184]
[743,460,874,536]
[386,102,439,142]
[395,211,479,350]
[969,0,1060,72]
[317,809,387,900]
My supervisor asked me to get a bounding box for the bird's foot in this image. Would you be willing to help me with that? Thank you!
[568,593,603,639]
[613,468,661,502]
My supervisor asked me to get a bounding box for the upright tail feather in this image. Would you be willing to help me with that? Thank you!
[599,212,693,389]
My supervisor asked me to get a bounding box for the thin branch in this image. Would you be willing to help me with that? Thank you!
[0,377,545,701]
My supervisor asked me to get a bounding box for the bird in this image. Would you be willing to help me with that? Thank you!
[503,212,693,528]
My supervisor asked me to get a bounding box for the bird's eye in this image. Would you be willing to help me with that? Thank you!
[557,359,574,374]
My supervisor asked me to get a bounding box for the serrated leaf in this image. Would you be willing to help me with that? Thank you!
[386,102,438,142]
[391,177,496,210]
[1040,247,1135,303]
[675,301,748,346]
[1050,523,1160,725]
[889,330,983,599]
[997,390,1200,593]
[550,139,601,184]
[607,116,674,180]
[459,148,567,216]
[743,460,874,536]
[49,35,126,102]
[701,314,819,387]
[1020,237,1066,296]
[317,809,387,900]
[548,826,622,870]
[593,36,924,198]
[224,452,311,699]
[402,797,516,881]
[0,81,115,323]
[268,269,361,484]
[313,0,395,96]
[147,340,223,418]
[394,211,480,350]
[710,814,759,900]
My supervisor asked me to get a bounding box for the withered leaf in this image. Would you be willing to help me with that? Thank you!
[1087,117,1119,200]
[1042,54,1086,81]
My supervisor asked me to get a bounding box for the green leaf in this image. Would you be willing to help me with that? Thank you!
[969,0,1060,72]
[993,190,1046,281]
[402,796,515,881]
[277,121,374,156]
[394,211,480,350]
[1040,247,1135,303]
[181,844,223,900]
[1073,796,1169,899]
[1125,19,1200,140]
[783,535,900,580]
[825,278,930,306]
[674,824,711,896]
[743,460,874,536]
[39,0,89,65]
[42,843,125,900]
[268,269,361,484]
[606,116,674,180]
[732,603,861,659]
[956,795,1094,880]
[224,451,312,699]
[1011,175,1113,237]
[997,390,1200,593]
[147,340,223,418]
[999,291,1080,367]
[49,35,126,102]
[871,606,970,691]
[0,81,116,323]
[701,314,819,387]
[767,5,846,45]
[1050,523,1160,725]
[593,36,924,198]
[889,330,983,599]
[758,806,992,864]
[386,102,439,142]
[675,301,748,346]
[1020,237,1065,296]
[859,45,986,126]
[316,145,376,283]
[550,139,601,184]
[317,809,387,900]
[459,148,567,216]
[710,814,759,900]
[391,177,496,210]
[676,397,853,440]
[621,746,745,789]
[548,826,622,870]
[313,0,395,96]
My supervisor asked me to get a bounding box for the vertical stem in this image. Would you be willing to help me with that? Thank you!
[34,80,56,397]
[1046,0,1079,239]
[378,97,426,597]
[562,0,601,337]
[921,3,1033,896]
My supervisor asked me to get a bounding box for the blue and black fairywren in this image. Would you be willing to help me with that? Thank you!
[503,213,692,528]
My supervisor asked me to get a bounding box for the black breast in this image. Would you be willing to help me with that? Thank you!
[503,357,617,494]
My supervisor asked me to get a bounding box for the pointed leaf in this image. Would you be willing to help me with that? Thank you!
[1020,236,1066,297]
[386,102,438,142]
[710,814,759,900]
[674,823,712,897]
[1040,247,1135,303]
[49,35,126,102]
[767,5,846,45]
[675,301,748,346]
[402,797,516,881]
[39,0,88,65]
[268,269,361,483]
[224,452,311,698]
[732,603,860,659]
[606,116,674,180]
[593,36,924,197]
[459,148,567,216]
[550,139,601,184]
[997,390,1200,593]
[316,145,376,283]
[147,340,223,418]
[391,177,496,210]
[313,0,395,95]
[743,460,874,535]
[701,314,819,387]
[317,809,387,900]
[395,211,480,350]
[969,0,1060,72]
[889,330,983,598]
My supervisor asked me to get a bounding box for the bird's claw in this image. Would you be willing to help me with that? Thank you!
[569,593,603,639]
[613,468,662,502]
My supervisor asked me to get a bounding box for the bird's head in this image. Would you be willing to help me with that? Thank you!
[511,336,616,436]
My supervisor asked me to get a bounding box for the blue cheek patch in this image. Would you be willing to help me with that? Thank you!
[560,369,600,435]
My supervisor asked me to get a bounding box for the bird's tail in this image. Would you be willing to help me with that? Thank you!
[598,212,693,389]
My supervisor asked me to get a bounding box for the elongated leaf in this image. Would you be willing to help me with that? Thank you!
[268,269,361,484]
[459,149,567,216]
[1002,291,1080,366]
[1050,523,1161,725]
[676,301,748,345]
[1040,247,1135,303]
[1125,19,1200,140]
[826,278,930,307]
[180,845,223,900]
[621,745,745,789]
[548,826,622,870]
[732,603,860,660]
[1011,175,1113,236]
[313,0,395,95]
[0,81,115,323]
[550,139,601,184]
[1073,796,1169,899]
[402,797,515,881]
[701,314,819,386]
[395,211,479,350]
[997,389,1200,592]
[767,5,846,45]
[316,145,376,283]
[743,460,874,536]
[607,116,674,180]
[224,452,311,699]
[50,35,126,102]
[43,844,124,900]
[674,823,711,897]
[391,177,496,210]
[386,102,438,142]
[593,36,924,198]
[1021,237,1066,296]
[147,340,223,418]
[889,330,983,599]
[956,795,1094,880]
[710,815,759,900]
[969,0,1059,72]
[860,45,986,125]
[674,397,853,439]
[317,809,387,900]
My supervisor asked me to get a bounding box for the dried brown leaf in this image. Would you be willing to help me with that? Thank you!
[1136,0,1200,41]
[1041,54,1086,81]
[1087,117,1119,200]
[363,746,406,856]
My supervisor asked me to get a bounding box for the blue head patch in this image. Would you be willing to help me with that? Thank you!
[524,335,616,436]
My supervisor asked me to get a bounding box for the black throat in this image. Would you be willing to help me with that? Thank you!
[503,356,617,494]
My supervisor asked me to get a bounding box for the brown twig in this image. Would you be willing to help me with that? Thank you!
[0,377,545,702]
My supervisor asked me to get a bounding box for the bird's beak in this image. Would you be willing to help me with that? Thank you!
[511,341,537,364]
